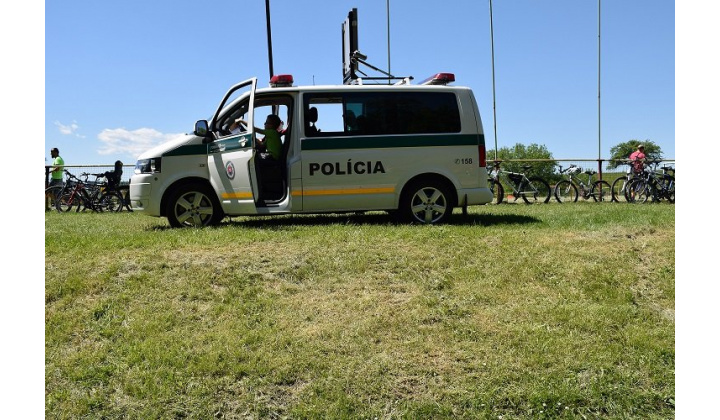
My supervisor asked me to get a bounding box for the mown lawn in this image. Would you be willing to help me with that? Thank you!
[45,202,675,419]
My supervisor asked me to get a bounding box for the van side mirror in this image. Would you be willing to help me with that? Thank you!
[194,120,209,137]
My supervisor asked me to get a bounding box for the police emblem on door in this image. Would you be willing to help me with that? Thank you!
[226,161,235,180]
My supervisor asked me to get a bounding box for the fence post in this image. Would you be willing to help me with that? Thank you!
[597,159,603,181]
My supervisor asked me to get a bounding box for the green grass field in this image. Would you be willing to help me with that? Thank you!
[45,202,675,419]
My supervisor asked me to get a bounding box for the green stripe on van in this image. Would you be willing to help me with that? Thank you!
[301,134,483,151]
[163,144,209,157]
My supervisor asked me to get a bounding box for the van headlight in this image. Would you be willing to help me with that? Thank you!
[134,158,162,174]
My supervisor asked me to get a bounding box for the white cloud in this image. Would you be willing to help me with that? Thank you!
[97,127,185,160]
[55,120,84,138]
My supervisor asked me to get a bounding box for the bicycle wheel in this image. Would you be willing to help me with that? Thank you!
[55,189,77,212]
[591,180,612,202]
[488,179,504,204]
[626,178,650,203]
[45,186,63,211]
[554,180,578,203]
[117,185,132,211]
[611,177,630,203]
[664,176,675,203]
[521,177,551,204]
[99,191,123,212]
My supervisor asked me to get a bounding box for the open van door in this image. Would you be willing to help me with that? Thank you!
[207,78,260,215]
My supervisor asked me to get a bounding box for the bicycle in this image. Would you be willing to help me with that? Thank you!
[554,164,612,203]
[55,170,123,213]
[487,162,551,204]
[625,161,674,204]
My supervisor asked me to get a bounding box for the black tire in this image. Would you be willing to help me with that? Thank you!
[56,190,80,212]
[664,175,675,203]
[554,180,578,203]
[521,177,551,204]
[401,178,454,224]
[488,179,504,204]
[117,185,133,211]
[626,178,650,203]
[45,186,63,211]
[611,177,629,203]
[591,180,612,202]
[165,182,224,227]
[99,191,123,212]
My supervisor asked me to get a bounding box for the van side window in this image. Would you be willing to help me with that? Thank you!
[304,92,460,138]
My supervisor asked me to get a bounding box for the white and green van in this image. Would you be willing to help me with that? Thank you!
[129,73,492,227]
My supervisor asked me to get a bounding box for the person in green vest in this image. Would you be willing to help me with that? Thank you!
[49,147,65,187]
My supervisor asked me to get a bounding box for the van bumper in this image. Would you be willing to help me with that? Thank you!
[129,175,161,216]
[458,187,493,206]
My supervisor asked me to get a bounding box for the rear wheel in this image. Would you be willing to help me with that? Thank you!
[99,191,123,212]
[56,190,80,212]
[117,185,133,211]
[45,186,63,211]
[591,180,612,202]
[554,180,578,203]
[488,179,504,204]
[166,183,224,227]
[401,178,454,224]
[521,177,551,204]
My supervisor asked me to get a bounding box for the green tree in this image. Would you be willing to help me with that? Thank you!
[487,143,556,180]
[608,139,663,170]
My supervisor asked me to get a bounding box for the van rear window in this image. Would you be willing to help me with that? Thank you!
[304,91,460,137]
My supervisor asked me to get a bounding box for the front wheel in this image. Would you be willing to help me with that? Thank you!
[626,178,650,203]
[401,179,454,224]
[664,176,675,203]
[521,177,551,204]
[554,180,578,203]
[166,182,224,227]
[590,180,612,202]
[611,177,630,203]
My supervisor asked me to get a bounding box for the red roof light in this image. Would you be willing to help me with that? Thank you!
[270,74,294,87]
[420,73,455,85]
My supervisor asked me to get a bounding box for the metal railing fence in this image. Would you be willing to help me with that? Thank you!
[45,159,675,188]
[486,158,675,185]
[45,164,134,188]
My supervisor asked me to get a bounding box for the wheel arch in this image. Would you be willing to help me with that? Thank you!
[398,173,458,209]
[160,177,217,217]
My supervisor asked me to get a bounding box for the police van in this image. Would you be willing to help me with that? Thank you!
[129,73,493,227]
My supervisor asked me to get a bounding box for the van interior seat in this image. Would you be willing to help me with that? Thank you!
[306,107,319,135]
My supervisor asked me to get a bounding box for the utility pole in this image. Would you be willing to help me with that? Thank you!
[265,0,274,79]
[597,0,602,177]
[489,0,498,161]
[387,0,391,84]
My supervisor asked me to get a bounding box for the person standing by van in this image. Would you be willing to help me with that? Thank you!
[233,115,283,160]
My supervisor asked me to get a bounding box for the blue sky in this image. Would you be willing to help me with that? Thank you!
[44,0,675,166]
